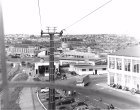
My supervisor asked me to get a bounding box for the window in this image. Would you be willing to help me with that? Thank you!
[116,58,122,70]
[132,60,140,73]
[125,75,131,85]
[124,59,131,72]
[117,74,122,84]
[89,69,93,71]
[82,69,86,71]
[109,57,115,69]
[102,68,106,70]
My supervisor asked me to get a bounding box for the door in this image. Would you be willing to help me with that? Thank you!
[95,70,97,75]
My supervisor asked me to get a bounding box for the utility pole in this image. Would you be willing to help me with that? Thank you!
[41,27,63,110]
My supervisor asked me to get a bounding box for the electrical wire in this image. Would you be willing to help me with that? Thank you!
[63,0,113,30]
[37,0,42,30]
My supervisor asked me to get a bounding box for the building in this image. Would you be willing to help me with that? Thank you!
[61,50,99,59]
[69,63,107,75]
[33,57,60,77]
[107,45,140,91]
[6,44,39,57]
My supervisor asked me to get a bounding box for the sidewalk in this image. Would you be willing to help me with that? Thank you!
[19,76,44,110]
[96,83,140,98]
[19,87,34,110]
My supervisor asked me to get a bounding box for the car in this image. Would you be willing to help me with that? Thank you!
[56,97,75,106]
[130,88,137,95]
[33,77,41,81]
[70,71,78,76]
[57,105,71,110]
[74,105,89,110]
[116,84,122,89]
[110,83,116,88]
[71,101,88,109]
[40,87,49,93]
[46,95,63,101]
[122,86,129,91]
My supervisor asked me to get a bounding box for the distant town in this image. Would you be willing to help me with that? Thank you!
[5,34,139,54]
[1,34,140,110]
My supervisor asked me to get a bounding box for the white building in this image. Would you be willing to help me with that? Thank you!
[61,50,99,59]
[37,50,47,57]
[107,45,140,91]
[69,63,107,75]
[6,44,38,57]
[33,57,59,77]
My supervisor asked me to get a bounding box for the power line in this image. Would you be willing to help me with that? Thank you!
[37,0,42,30]
[63,0,113,30]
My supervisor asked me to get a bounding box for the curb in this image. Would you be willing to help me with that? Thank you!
[36,91,48,110]
[96,83,140,98]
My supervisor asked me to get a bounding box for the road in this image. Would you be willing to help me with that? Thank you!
[19,68,44,110]
[55,74,140,109]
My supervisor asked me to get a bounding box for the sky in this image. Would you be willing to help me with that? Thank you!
[1,0,140,39]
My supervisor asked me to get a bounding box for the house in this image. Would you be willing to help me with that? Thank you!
[107,45,140,91]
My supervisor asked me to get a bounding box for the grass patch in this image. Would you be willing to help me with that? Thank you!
[1,73,28,110]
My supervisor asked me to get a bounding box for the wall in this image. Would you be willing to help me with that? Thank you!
[107,55,140,90]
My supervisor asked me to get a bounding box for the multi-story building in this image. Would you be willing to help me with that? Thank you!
[6,44,39,57]
[61,50,99,59]
[107,45,140,91]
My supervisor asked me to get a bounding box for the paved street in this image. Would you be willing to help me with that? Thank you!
[19,76,44,110]
[19,73,140,110]
[54,74,140,109]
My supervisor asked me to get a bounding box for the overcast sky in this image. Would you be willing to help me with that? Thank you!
[1,0,140,39]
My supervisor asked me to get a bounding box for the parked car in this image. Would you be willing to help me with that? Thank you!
[110,83,116,88]
[40,87,49,93]
[74,105,89,110]
[122,86,129,91]
[70,71,78,76]
[57,105,71,110]
[71,101,88,109]
[115,84,122,89]
[56,97,75,106]
[46,95,63,101]
[130,88,137,95]
[33,77,41,81]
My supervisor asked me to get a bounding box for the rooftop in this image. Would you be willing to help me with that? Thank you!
[73,63,107,69]
[64,50,96,56]
[109,45,140,58]
[10,44,38,48]
[32,56,59,63]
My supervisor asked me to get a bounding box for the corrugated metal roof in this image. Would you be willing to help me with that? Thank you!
[32,56,59,63]
[109,45,140,57]
[11,44,37,48]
